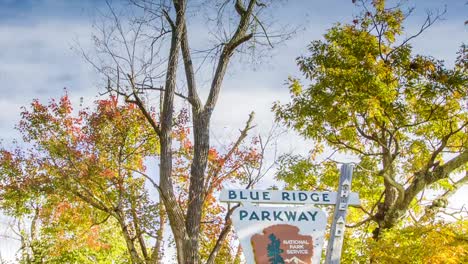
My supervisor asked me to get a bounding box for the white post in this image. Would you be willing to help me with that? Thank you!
[325,164,354,264]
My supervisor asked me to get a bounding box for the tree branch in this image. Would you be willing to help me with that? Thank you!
[386,8,446,61]
[127,75,162,136]
[432,150,468,182]
[205,203,240,264]
[205,112,255,193]
[402,150,468,210]
[137,83,191,102]
[420,171,468,221]
[204,0,257,113]
[179,21,202,111]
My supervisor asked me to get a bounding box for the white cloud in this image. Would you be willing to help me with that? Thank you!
[0,20,99,142]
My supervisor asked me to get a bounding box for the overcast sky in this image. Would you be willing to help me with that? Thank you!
[0,0,467,261]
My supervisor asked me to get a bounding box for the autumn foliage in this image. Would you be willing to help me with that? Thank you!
[0,94,263,263]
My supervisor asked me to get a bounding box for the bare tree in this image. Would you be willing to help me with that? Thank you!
[83,0,293,263]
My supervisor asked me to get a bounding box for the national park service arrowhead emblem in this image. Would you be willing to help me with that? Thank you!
[251,224,313,264]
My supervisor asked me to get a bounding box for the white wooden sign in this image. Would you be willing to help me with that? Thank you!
[222,164,359,264]
[232,205,327,264]
[220,189,360,206]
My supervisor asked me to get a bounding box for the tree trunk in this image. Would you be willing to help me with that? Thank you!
[158,1,190,263]
[150,204,166,264]
[116,214,143,264]
[159,133,187,264]
[183,113,210,264]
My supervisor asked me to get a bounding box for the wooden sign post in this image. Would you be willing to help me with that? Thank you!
[325,164,354,264]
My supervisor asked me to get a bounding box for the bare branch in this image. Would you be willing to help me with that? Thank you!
[420,171,468,221]
[252,13,273,48]
[346,217,373,228]
[180,22,202,110]
[386,8,446,60]
[205,112,256,193]
[204,0,258,112]
[137,83,191,102]
[127,74,162,136]
[205,203,240,264]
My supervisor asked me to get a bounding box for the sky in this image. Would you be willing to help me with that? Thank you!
[0,0,467,261]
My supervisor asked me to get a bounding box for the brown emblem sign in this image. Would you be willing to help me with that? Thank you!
[251,224,313,264]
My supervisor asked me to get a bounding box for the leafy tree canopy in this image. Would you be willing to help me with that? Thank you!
[0,95,158,263]
[274,0,467,261]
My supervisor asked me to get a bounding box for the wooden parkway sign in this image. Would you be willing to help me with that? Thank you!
[232,205,326,264]
[221,164,358,264]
